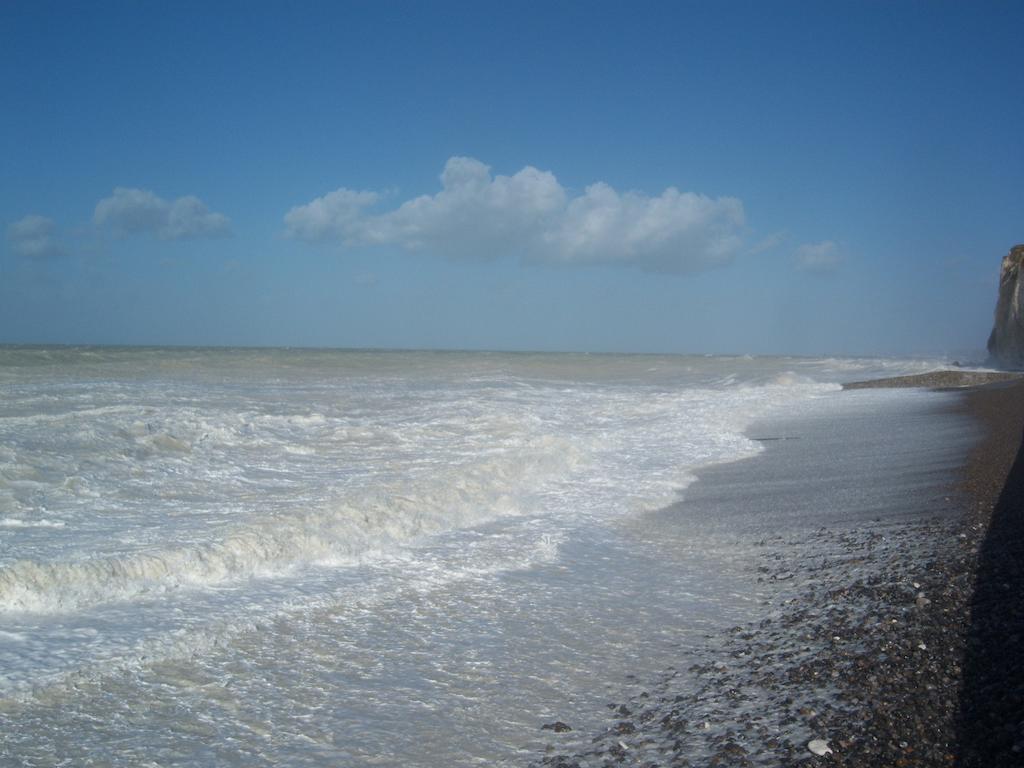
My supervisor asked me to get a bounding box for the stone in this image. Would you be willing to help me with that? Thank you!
[808,739,833,756]
[987,244,1024,369]
[542,721,573,733]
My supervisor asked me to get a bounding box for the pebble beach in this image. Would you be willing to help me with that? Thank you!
[533,372,1024,767]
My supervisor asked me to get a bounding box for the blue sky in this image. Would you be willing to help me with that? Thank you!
[2,1,1021,357]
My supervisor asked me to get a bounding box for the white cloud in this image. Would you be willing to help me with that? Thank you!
[747,230,787,256]
[283,188,380,241]
[94,188,231,240]
[795,240,842,272]
[285,157,746,272]
[6,214,65,258]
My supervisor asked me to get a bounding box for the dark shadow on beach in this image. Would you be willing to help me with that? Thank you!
[957,422,1024,766]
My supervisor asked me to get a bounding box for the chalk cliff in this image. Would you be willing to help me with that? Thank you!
[987,245,1024,369]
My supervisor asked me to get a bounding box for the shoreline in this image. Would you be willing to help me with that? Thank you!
[534,377,1024,767]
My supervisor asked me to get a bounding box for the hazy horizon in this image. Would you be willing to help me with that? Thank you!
[3,2,1020,358]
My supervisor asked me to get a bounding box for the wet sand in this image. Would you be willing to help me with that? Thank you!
[533,377,1024,767]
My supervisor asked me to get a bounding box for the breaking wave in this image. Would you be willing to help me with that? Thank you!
[0,436,581,614]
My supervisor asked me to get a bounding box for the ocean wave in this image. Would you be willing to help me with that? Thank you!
[0,436,581,614]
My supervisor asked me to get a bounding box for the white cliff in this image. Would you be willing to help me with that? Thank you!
[987,245,1024,369]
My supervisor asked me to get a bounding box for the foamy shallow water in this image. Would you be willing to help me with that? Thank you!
[0,347,965,765]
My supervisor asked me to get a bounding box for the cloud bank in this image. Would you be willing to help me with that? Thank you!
[795,240,842,272]
[6,215,65,258]
[285,157,746,272]
[95,188,231,240]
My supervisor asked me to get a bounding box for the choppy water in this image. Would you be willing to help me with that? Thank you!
[0,347,965,766]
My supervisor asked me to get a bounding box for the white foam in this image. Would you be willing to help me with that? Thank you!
[0,524,567,700]
[0,435,581,614]
[0,518,66,529]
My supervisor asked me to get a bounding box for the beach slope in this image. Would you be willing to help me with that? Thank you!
[534,377,1024,767]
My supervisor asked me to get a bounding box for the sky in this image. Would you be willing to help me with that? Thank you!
[2,1,1022,358]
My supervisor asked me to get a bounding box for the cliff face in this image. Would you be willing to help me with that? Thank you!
[987,245,1024,369]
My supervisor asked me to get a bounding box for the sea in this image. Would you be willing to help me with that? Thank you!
[0,346,978,766]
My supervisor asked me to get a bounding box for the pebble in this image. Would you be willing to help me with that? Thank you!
[807,739,832,756]
[541,721,572,733]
